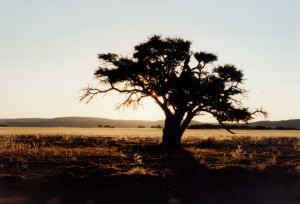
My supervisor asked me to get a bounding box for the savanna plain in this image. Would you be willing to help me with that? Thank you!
[0,127,299,204]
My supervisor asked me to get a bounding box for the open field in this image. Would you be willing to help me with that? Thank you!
[2,127,300,137]
[0,127,299,203]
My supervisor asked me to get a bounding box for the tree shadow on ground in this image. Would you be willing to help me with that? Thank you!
[165,149,299,203]
[0,145,299,204]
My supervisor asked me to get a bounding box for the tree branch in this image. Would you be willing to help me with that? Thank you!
[179,111,196,135]
[251,107,268,119]
[217,119,235,134]
[202,109,236,134]
[151,95,172,117]
[80,84,142,104]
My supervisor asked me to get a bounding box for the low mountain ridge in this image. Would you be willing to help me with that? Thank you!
[248,119,300,129]
[0,117,299,129]
[0,117,168,128]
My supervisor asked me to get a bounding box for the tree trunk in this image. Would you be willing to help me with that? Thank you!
[162,116,183,150]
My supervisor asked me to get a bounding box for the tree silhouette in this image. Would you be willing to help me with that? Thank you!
[81,35,266,149]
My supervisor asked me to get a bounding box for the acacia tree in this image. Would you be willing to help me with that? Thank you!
[81,35,266,149]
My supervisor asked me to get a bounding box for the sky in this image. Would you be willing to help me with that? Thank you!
[0,0,299,122]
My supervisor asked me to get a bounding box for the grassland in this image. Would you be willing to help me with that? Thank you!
[0,127,299,203]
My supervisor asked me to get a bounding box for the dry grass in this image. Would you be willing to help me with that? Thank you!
[0,127,299,179]
[2,127,300,137]
[184,135,300,171]
[0,127,299,203]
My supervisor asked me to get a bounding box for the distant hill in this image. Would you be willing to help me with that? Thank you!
[248,119,300,129]
[0,117,201,128]
[0,117,299,129]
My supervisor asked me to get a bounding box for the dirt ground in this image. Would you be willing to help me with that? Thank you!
[0,130,299,203]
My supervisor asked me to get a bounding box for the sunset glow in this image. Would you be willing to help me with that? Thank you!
[0,0,299,122]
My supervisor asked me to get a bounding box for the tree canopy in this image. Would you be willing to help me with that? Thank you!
[81,35,266,149]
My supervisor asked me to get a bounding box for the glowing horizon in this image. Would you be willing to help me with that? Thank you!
[0,1,299,122]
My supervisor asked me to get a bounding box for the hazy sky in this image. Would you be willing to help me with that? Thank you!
[0,0,299,122]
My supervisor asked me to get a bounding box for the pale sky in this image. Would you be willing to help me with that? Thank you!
[0,0,299,122]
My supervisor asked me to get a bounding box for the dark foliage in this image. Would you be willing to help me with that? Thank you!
[188,124,221,129]
[188,124,273,130]
[151,125,162,129]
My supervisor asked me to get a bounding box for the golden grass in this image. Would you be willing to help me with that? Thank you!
[0,127,163,137]
[0,127,299,179]
[1,127,300,138]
